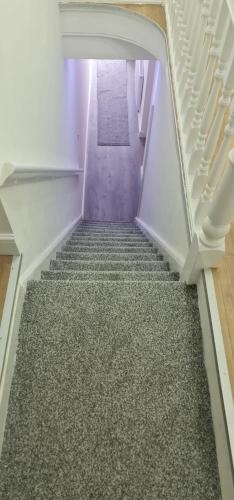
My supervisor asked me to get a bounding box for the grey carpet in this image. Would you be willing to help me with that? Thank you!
[97,60,130,146]
[0,222,221,499]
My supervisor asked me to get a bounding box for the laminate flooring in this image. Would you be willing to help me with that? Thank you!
[213,222,234,399]
[0,256,12,322]
[84,60,145,222]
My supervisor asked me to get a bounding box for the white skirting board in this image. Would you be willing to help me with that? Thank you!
[19,215,82,286]
[135,216,184,272]
[0,216,83,453]
[197,271,234,500]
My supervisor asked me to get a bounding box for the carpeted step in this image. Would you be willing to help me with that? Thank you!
[79,222,137,227]
[72,228,143,235]
[0,280,220,499]
[69,235,148,242]
[66,239,151,247]
[56,251,162,261]
[61,244,157,254]
[50,259,169,272]
[41,270,179,282]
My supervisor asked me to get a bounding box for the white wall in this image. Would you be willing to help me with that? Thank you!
[63,59,91,170]
[0,0,73,168]
[1,177,83,276]
[0,1,92,276]
[138,61,190,268]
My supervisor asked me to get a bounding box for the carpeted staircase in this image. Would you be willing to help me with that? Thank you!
[0,221,221,499]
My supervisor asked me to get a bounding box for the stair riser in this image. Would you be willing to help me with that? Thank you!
[50,260,169,272]
[72,230,143,236]
[67,240,151,247]
[41,271,177,282]
[69,236,147,242]
[56,252,162,261]
[62,245,157,254]
[79,223,137,228]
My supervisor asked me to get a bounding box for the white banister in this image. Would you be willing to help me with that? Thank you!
[185,0,223,148]
[200,148,234,248]
[182,0,220,117]
[174,0,191,60]
[184,3,227,145]
[176,1,200,79]
[0,163,84,187]
[166,0,234,285]
[191,56,234,199]
[195,104,234,224]
[178,0,208,100]
[175,2,194,78]
[171,0,184,42]
[182,149,234,284]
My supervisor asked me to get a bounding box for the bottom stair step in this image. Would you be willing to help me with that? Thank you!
[41,270,179,282]
[0,280,220,499]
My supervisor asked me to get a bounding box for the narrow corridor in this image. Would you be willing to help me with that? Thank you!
[84,60,145,222]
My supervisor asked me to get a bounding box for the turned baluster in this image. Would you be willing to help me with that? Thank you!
[182,0,219,116]
[182,149,234,283]
[191,56,234,199]
[186,17,233,154]
[187,3,229,172]
[176,1,200,76]
[174,1,191,60]
[171,0,184,45]
[170,0,179,34]
[177,0,205,99]
[199,149,234,254]
[195,103,234,225]
[175,3,194,79]
[168,0,176,22]
[178,0,210,101]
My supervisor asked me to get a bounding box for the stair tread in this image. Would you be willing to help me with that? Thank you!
[50,260,169,271]
[72,230,143,235]
[70,233,148,242]
[67,240,151,246]
[62,245,157,253]
[41,270,179,281]
[56,251,163,261]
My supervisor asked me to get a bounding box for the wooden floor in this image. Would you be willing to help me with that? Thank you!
[0,256,12,322]
[115,4,167,32]
[84,60,145,221]
[213,223,234,400]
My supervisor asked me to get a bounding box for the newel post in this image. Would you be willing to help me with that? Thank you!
[182,149,234,284]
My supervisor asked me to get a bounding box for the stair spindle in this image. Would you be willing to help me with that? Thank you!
[191,56,234,199]
[177,0,205,99]
[181,0,220,114]
[195,103,234,224]
[187,2,229,173]
[199,149,234,253]
[186,16,233,151]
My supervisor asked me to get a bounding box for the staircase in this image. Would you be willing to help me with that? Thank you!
[0,221,221,498]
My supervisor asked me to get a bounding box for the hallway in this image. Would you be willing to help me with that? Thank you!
[84,60,145,222]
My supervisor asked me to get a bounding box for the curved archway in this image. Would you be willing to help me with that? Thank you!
[60,4,167,62]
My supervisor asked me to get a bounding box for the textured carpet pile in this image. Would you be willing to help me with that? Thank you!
[0,221,221,499]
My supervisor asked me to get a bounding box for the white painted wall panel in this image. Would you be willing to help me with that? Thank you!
[139,61,189,266]
[1,176,83,275]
